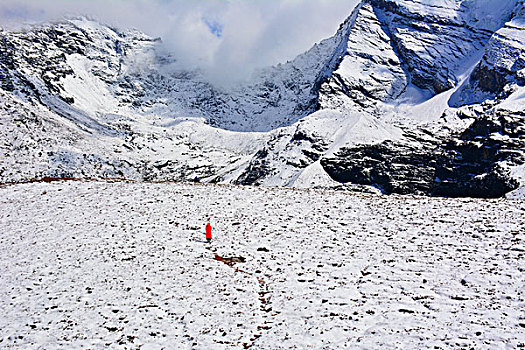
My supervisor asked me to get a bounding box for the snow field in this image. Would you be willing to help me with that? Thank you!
[0,181,524,349]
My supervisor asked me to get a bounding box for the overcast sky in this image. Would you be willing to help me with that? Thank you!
[0,0,361,84]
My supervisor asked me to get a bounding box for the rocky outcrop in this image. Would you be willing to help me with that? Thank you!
[234,148,275,186]
[374,0,492,94]
[320,140,440,196]
[321,110,524,198]
[0,35,16,92]
[434,111,524,197]
[450,1,525,106]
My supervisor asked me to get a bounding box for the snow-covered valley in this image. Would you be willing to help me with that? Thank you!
[1,0,525,348]
[1,180,524,349]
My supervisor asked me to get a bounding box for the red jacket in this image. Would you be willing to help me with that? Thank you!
[206,223,212,239]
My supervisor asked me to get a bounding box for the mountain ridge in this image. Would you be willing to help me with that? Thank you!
[1,0,524,198]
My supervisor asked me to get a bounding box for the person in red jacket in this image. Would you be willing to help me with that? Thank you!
[205,222,212,243]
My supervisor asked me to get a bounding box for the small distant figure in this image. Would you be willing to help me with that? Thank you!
[205,222,212,243]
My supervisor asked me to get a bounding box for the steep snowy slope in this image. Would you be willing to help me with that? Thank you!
[0,0,524,197]
[0,18,273,182]
[319,0,511,112]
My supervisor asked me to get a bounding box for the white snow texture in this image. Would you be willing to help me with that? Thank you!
[0,181,524,349]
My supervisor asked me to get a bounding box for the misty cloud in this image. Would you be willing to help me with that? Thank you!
[0,0,360,85]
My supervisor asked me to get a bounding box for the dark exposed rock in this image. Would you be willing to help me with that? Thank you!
[472,65,512,94]
[450,7,525,106]
[398,309,415,314]
[235,148,273,186]
[321,139,442,195]
[291,129,317,143]
[433,112,524,197]
[0,37,16,92]
[321,111,524,198]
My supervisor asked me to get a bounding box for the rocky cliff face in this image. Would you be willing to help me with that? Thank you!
[318,0,505,111]
[451,1,525,106]
[1,0,524,198]
[321,109,524,197]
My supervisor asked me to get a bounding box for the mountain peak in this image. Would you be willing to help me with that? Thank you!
[0,0,524,198]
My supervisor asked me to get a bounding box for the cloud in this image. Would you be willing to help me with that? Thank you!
[203,18,224,39]
[0,0,361,85]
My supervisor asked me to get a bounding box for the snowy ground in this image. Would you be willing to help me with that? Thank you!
[0,181,524,349]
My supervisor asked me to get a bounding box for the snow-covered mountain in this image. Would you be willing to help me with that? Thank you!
[1,0,524,198]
